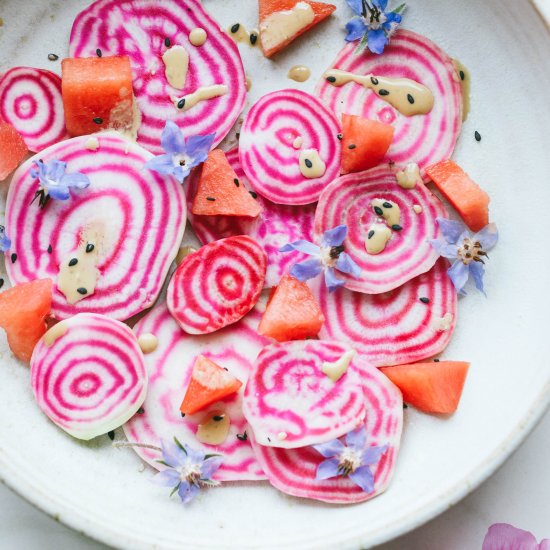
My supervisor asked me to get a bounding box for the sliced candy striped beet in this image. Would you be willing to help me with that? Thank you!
[0,67,69,152]
[6,133,186,321]
[314,165,447,294]
[69,0,246,154]
[250,364,403,503]
[243,340,366,448]
[31,313,147,440]
[315,30,462,178]
[239,89,341,205]
[123,302,269,481]
[167,236,267,334]
[313,258,457,368]
[187,148,316,288]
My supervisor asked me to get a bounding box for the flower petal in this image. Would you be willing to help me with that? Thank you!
[0,235,11,252]
[144,154,177,176]
[313,438,345,458]
[46,159,67,182]
[345,427,366,451]
[447,260,470,294]
[322,225,348,247]
[482,523,539,550]
[474,223,498,251]
[185,133,216,162]
[469,261,486,295]
[325,267,345,293]
[345,0,365,16]
[430,238,459,260]
[151,469,180,487]
[315,458,341,481]
[61,172,90,190]
[178,480,200,504]
[372,0,388,10]
[161,120,186,154]
[336,252,362,277]
[367,28,388,54]
[161,439,188,468]
[279,240,321,256]
[349,465,375,493]
[290,258,324,282]
[437,218,466,244]
[385,11,402,23]
[185,445,206,465]
[345,18,368,42]
[362,444,388,465]
[201,456,223,479]
[47,185,71,201]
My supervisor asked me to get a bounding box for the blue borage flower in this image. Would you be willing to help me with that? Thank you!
[152,437,223,504]
[345,0,406,54]
[313,427,388,493]
[144,121,215,183]
[279,225,362,292]
[430,218,499,296]
[0,226,11,252]
[31,159,90,208]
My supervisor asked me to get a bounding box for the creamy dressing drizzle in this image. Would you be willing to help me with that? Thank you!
[452,59,470,121]
[372,198,401,227]
[196,410,230,445]
[287,65,311,82]
[322,350,356,382]
[189,28,207,47]
[43,321,68,347]
[227,23,259,47]
[324,69,434,117]
[298,149,326,178]
[365,223,392,255]
[396,163,421,189]
[260,2,315,52]
[162,45,189,90]
[172,84,228,112]
[84,137,100,151]
[292,136,303,149]
[137,333,158,354]
[435,312,454,332]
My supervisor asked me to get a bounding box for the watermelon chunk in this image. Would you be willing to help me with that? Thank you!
[259,0,336,58]
[0,121,28,181]
[380,361,470,414]
[61,55,136,137]
[180,355,243,415]
[258,274,324,341]
[0,279,52,363]
[426,160,490,232]
[341,114,394,174]
[192,149,262,217]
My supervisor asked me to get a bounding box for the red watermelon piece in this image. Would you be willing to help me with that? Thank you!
[259,0,336,58]
[192,149,262,217]
[0,121,28,181]
[341,114,394,174]
[179,355,243,415]
[380,361,470,414]
[0,279,53,363]
[258,274,324,341]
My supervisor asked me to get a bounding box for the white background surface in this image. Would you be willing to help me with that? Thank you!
[1,408,548,550]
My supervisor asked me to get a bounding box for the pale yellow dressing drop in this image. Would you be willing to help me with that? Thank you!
[292,136,303,149]
[172,84,228,112]
[287,65,311,83]
[189,27,207,47]
[322,350,356,382]
[365,224,392,255]
[413,204,423,214]
[162,45,189,90]
[396,163,421,189]
[43,321,68,347]
[84,137,100,151]
[138,333,158,354]
[227,23,259,47]
[434,312,454,332]
[298,149,326,179]
[196,410,230,445]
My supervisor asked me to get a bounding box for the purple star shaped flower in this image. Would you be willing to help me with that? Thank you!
[345,0,406,54]
[313,427,388,493]
[152,437,223,504]
[482,523,550,550]
[430,218,498,296]
[279,224,362,292]
[144,121,215,183]
[0,225,11,252]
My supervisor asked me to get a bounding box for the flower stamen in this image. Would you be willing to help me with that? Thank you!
[457,237,487,265]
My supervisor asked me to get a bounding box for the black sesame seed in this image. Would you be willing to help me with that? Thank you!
[212,415,225,422]
[86,243,95,253]
[107,430,115,440]
[235,132,240,139]
[403,403,409,409]
[348,144,356,150]
[93,117,103,125]
[68,258,78,267]
[206,197,216,201]
[250,33,258,45]
[48,53,59,61]
[177,98,186,109]
[459,70,465,81]
[234,178,240,187]
[337,133,343,141]
[326,76,336,83]
[137,407,145,414]
[374,206,383,216]
[267,437,272,442]
[164,37,171,47]
[382,201,393,208]
[378,89,390,96]
[96,48,102,57]
[419,297,430,304]
[304,159,313,169]
[407,94,415,104]
[47,244,53,254]
[77,287,88,295]
[391,224,403,231]
[236,431,248,441]
[10,253,17,264]
[434,358,440,362]
[181,412,186,417]
[0,279,4,290]
[368,230,375,239]
[370,76,379,86]
[249,191,258,199]
[230,23,240,33]
[223,367,229,371]
[475,131,481,142]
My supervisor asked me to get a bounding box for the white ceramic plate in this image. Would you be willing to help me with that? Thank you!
[1,1,549,548]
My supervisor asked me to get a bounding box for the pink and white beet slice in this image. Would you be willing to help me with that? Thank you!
[123,302,269,482]
[250,364,403,503]
[31,313,147,440]
[186,148,316,288]
[239,89,341,205]
[314,165,447,294]
[243,340,366,449]
[69,0,246,154]
[313,258,457,368]
[6,132,186,321]
[315,29,462,177]
[0,67,69,152]
[167,235,267,334]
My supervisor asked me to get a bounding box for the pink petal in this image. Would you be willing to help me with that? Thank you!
[482,523,539,550]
